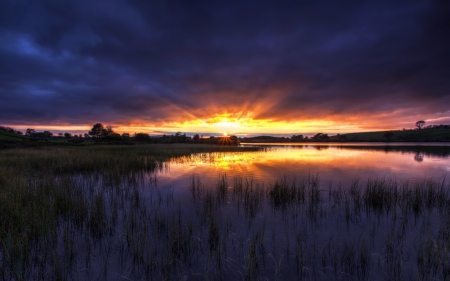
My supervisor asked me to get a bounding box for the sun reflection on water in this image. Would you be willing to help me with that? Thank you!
[163,145,450,186]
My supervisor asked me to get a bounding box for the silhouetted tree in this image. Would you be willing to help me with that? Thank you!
[29,131,53,139]
[0,126,11,132]
[25,128,35,136]
[134,133,150,141]
[416,120,425,130]
[100,126,121,140]
[193,134,200,141]
[101,125,115,138]
[171,132,187,143]
[2,126,24,135]
[175,132,181,142]
[312,133,329,141]
[64,132,72,138]
[88,123,104,138]
[291,135,304,141]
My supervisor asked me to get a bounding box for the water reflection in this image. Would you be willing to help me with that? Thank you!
[414,152,424,162]
[334,144,450,158]
[148,143,450,280]
[158,143,450,190]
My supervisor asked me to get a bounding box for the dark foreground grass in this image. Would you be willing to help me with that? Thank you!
[1,145,450,280]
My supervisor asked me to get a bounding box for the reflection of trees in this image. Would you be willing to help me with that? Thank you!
[414,152,424,162]
[336,145,450,159]
[314,145,330,151]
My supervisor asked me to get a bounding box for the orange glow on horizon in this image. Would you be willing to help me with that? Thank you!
[4,111,422,136]
[163,113,364,135]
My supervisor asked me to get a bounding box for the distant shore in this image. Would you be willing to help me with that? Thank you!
[2,126,450,148]
[241,128,450,143]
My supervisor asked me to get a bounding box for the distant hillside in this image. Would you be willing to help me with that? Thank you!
[329,129,450,142]
[241,135,291,142]
[0,129,28,141]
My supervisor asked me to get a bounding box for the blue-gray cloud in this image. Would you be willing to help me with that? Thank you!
[1,0,449,127]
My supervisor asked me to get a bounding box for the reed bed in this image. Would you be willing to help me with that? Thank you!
[0,145,449,280]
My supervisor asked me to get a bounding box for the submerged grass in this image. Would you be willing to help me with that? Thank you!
[1,145,450,280]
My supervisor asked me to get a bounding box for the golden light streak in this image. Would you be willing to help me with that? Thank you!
[161,113,354,135]
[3,114,381,136]
[5,107,428,136]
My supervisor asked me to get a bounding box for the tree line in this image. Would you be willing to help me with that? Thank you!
[1,123,240,145]
[2,120,450,144]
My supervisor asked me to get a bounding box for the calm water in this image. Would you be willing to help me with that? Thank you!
[157,142,450,190]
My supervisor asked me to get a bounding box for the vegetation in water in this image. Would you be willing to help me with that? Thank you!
[1,145,450,280]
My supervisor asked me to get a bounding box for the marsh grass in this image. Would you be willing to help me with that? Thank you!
[1,145,450,280]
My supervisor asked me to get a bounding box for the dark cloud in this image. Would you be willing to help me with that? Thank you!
[1,0,449,131]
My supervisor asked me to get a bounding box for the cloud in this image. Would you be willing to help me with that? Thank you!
[0,0,449,133]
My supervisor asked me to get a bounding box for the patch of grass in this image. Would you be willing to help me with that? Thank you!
[0,130,29,141]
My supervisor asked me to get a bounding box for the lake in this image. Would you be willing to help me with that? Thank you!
[139,142,450,281]
[157,142,450,191]
[3,143,450,280]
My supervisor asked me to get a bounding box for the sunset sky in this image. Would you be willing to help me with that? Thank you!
[1,0,449,136]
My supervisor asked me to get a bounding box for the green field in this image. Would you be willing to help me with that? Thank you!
[0,130,28,141]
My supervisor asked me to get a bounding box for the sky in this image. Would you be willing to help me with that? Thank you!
[1,0,449,136]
